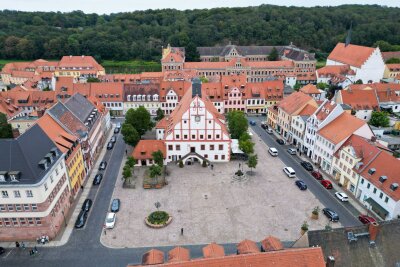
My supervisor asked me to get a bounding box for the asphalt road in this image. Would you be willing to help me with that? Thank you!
[248,116,362,227]
[1,118,361,267]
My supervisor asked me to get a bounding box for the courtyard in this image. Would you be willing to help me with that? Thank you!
[101,130,341,248]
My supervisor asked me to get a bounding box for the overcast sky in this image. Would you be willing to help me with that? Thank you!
[1,0,398,14]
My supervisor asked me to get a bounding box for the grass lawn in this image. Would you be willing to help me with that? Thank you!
[102,60,161,74]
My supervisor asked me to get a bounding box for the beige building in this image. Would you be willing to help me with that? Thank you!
[383,64,400,79]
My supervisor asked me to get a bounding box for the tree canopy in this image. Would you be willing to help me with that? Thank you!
[125,107,153,136]
[226,110,248,139]
[0,5,399,61]
[369,111,390,128]
[247,154,258,175]
[152,150,164,167]
[121,123,140,146]
[155,108,164,122]
[0,113,12,139]
[268,47,279,61]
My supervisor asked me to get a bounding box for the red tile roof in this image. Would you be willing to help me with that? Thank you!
[237,239,259,254]
[168,247,190,263]
[278,92,315,115]
[340,89,379,111]
[132,140,166,160]
[382,51,400,61]
[386,64,400,71]
[328,43,377,68]
[202,242,225,258]
[300,84,320,95]
[142,249,164,265]
[315,100,337,121]
[58,55,104,71]
[155,117,168,129]
[317,64,355,77]
[261,236,284,252]
[298,104,317,116]
[318,112,367,144]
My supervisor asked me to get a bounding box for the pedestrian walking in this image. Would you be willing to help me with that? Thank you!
[125,149,128,155]
[29,249,34,256]
[211,164,214,170]
[21,242,26,249]
[104,229,107,235]
[34,246,38,254]
[81,185,84,191]
[15,241,20,248]
[181,228,184,236]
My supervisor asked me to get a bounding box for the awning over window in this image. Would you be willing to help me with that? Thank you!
[365,197,389,219]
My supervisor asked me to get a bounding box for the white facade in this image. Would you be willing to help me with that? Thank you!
[327,47,385,83]
[161,90,179,115]
[290,115,307,150]
[354,109,373,122]
[164,96,231,163]
[124,93,160,116]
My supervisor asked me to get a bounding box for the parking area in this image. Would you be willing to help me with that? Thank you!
[101,129,342,248]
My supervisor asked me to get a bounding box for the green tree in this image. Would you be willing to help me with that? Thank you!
[239,132,251,142]
[293,82,302,91]
[268,47,279,61]
[386,58,400,64]
[226,111,248,139]
[247,154,258,175]
[87,77,100,82]
[354,79,363,84]
[125,107,153,136]
[239,139,255,155]
[0,113,13,139]
[149,164,162,182]
[199,76,209,83]
[316,82,328,90]
[122,166,132,180]
[369,111,390,127]
[155,108,164,122]
[185,42,200,62]
[126,156,136,168]
[121,123,140,146]
[152,150,164,167]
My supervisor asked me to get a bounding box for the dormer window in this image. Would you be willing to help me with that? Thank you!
[51,147,59,157]
[45,153,54,164]
[390,183,399,191]
[9,171,21,182]
[39,159,48,170]
[368,168,376,175]
[0,171,7,182]
[379,176,387,183]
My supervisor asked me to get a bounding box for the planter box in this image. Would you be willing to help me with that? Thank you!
[145,216,173,229]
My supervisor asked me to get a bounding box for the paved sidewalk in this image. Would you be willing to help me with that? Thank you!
[0,124,116,249]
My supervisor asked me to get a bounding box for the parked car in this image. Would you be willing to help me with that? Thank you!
[287,148,296,155]
[249,120,256,126]
[295,180,308,190]
[116,123,121,129]
[110,116,116,119]
[74,210,88,228]
[300,161,314,171]
[335,192,349,202]
[107,142,114,150]
[0,247,5,255]
[110,199,121,212]
[266,128,273,134]
[99,161,107,170]
[104,212,116,229]
[114,127,120,134]
[268,147,279,157]
[110,136,116,143]
[358,215,376,225]
[311,171,323,180]
[81,199,93,212]
[321,180,333,189]
[322,208,339,222]
[93,174,103,185]
[283,167,296,178]
[261,123,267,129]
[276,139,285,145]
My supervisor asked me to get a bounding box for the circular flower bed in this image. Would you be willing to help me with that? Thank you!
[145,211,172,228]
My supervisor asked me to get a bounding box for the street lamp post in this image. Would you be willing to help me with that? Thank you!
[61,210,67,227]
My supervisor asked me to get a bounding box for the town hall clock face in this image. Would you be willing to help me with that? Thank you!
[195,115,200,122]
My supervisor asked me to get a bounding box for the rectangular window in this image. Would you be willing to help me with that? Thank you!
[379,192,383,199]
[168,145,173,150]
[35,218,42,225]
[27,218,35,226]
[385,197,389,203]
[373,188,377,194]
[44,183,48,191]
[19,218,26,226]
[361,179,364,184]
[23,204,30,211]
[175,135,180,139]
[26,190,33,198]
[216,134,220,139]
[1,191,8,198]
[222,155,225,160]
[176,145,180,151]
[0,205,5,211]
[219,145,223,150]
[14,190,21,198]
[191,134,195,139]
[201,145,205,150]
[7,204,14,211]
[210,145,215,151]
[31,204,38,211]
[15,204,22,211]
[200,135,204,139]
[184,135,188,139]
[214,155,218,160]
[208,135,212,139]
[367,183,370,189]
[4,218,11,227]
[12,218,18,226]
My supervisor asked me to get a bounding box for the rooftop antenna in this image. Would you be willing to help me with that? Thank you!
[345,22,352,47]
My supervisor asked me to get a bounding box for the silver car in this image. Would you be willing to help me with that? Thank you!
[287,148,297,155]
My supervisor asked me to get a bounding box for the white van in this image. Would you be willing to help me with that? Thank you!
[268,147,279,157]
[283,167,296,178]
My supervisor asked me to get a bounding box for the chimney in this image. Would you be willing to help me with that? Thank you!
[369,222,379,245]
[326,256,335,267]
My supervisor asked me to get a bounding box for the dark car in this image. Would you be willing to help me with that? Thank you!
[321,180,333,189]
[323,208,339,222]
[295,180,308,190]
[311,171,323,180]
[300,161,314,171]
[110,136,116,143]
[93,174,103,185]
[0,247,5,255]
[261,124,267,129]
[81,199,93,212]
[114,127,120,134]
[107,142,114,150]
[358,215,376,225]
[99,161,107,170]
[110,198,121,212]
[276,139,285,145]
[249,120,256,126]
[74,210,88,228]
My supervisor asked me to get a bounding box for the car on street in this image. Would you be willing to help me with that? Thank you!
[335,192,349,202]
[114,127,120,134]
[261,123,267,129]
[283,167,296,178]
[295,180,307,190]
[268,147,279,157]
[110,198,121,212]
[110,116,116,119]
[116,123,121,129]
[93,174,103,185]
[110,136,116,143]
[287,148,297,155]
[99,161,107,170]
[266,128,273,134]
[81,199,93,212]
[321,180,333,189]
[358,215,376,224]
[0,247,5,255]
[107,142,114,150]
[104,212,116,229]
[300,161,314,171]
[311,171,323,180]
[276,139,285,145]
[74,210,88,228]
[322,208,339,222]
[249,120,256,126]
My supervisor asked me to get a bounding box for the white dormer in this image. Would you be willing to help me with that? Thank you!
[147,95,151,101]
[127,95,131,101]
[153,94,159,101]
[137,95,141,101]
[132,95,137,101]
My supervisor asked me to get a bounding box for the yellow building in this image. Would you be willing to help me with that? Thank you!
[54,55,105,78]
[383,64,400,79]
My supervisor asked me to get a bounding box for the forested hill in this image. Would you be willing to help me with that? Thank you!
[0,4,399,61]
